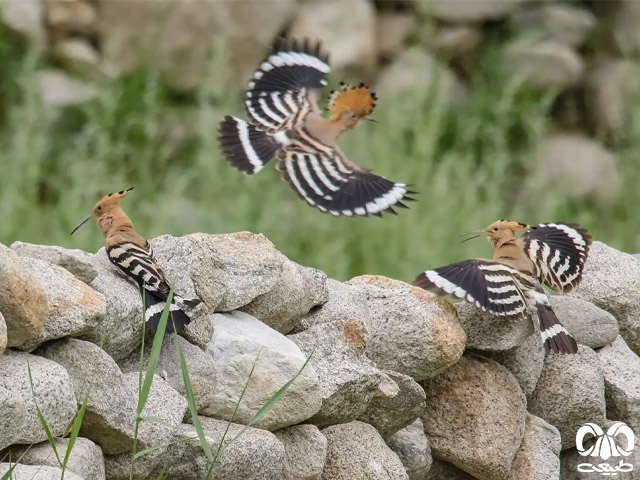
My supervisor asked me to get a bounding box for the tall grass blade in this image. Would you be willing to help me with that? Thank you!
[61,387,91,473]
[27,361,61,467]
[175,330,214,463]
[0,445,33,480]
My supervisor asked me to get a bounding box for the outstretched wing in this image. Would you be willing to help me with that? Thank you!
[413,259,529,319]
[521,223,592,293]
[245,38,330,131]
[107,241,171,299]
[278,149,413,217]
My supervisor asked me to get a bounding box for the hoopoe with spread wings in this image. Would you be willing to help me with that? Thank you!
[71,188,200,333]
[218,38,414,217]
[413,221,592,354]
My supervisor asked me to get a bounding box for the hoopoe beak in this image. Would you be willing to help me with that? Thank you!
[70,213,93,235]
[459,229,490,243]
[363,116,379,123]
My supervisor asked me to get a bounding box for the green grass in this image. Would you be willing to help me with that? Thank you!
[1,31,639,283]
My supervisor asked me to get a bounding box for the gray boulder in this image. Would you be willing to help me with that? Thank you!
[274,424,328,480]
[456,302,533,351]
[321,421,409,480]
[203,311,321,430]
[289,318,382,427]
[550,296,618,349]
[386,419,432,480]
[421,355,527,480]
[422,0,526,22]
[0,350,77,447]
[507,414,561,480]
[511,4,596,47]
[0,464,84,480]
[11,241,100,284]
[348,275,466,381]
[37,338,135,454]
[571,241,640,354]
[425,460,477,479]
[482,331,545,399]
[0,0,46,49]
[598,336,640,432]
[358,370,426,439]
[8,437,106,480]
[528,346,605,449]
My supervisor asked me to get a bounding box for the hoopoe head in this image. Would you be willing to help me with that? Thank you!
[328,83,377,130]
[462,220,532,247]
[71,187,134,237]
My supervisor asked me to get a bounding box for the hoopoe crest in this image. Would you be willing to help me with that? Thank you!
[71,188,200,333]
[413,220,592,354]
[218,38,414,217]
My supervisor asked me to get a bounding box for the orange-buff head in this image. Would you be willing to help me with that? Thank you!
[460,220,533,247]
[71,187,134,237]
[328,83,378,129]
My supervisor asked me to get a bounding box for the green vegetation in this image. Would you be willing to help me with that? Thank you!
[1,31,638,283]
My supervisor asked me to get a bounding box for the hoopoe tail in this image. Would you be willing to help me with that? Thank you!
[218,116,287,175]
[537,304,578,354]
[143,291,198,334]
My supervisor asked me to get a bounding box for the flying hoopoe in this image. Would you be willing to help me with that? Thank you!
[71,188,200,333]
[413,221,593,354]
[218,38,414,217]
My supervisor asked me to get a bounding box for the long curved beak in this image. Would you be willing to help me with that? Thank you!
[70,213,93,235]
[459,229,489,243]
[364,116,379,123]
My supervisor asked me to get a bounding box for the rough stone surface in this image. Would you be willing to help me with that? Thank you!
[512,4,596,47]
[504,40,584,91]
[386,419,432,480]
[376,12,416,61]
[528,346,605,449]
[289,318,382,428]
[81,250,144,361]
[0,0,46,49]
[45,0,97,37]
[375,47,465,107]
[240,263,328,334]
[612,0,640,55]
[52,37,106,81]
[427,24,483,58]
[0,350,77,447]
[348,275,465,381]
[423,0,526,22]
[421,355,527,480]
[425,460,477,479]
[274,424,328,480]
[37,69,98,108]
[289,0,376,77]
[204,311,321,430]
[0,244,49,348]
[571,241,640,354]
[120,335,216,414]
[598,336,640,432]
[550,296,618,349]
[527,135,621,206]
[457,301,534,351]
[321,421,409,480]
[37,338,135,454]
[0,312,6,357]
[507,414,561,480]
[293,279,370,333]
[15,256,106,352]
[99,0,296,91]
[108,418,286,480]
[358,370,426,439]
[482,330,545,399]
[0,464,84,480]
[9,437,106,480]
[12,240,100,284]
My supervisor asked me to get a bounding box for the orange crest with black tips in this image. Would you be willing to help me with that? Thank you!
[328,83,377,120]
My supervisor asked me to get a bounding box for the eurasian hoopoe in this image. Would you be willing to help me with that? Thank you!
[413,221,593,354]
[218,38,415,217]
[71,188,200,333]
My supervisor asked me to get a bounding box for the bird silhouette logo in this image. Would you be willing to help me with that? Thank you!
[576,423,635,460]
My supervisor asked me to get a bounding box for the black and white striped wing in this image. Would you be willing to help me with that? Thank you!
[107,242,170,296]
[278,149,413,217]
[413,259,529,319]
[522,223,592,293]
[245,38,330,131]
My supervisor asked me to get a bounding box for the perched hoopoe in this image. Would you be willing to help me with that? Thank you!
[218,38,414,217]
[71,188,200,333]
[413,221,593,354]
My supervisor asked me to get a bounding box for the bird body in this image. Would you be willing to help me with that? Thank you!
[413,220,592,354]
[71,188,200,333]
[218,38,414,217]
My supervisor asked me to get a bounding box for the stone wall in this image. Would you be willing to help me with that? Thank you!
[0,232,639,479]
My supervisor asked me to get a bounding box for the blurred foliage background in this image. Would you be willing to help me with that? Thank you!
[0,0,639,282]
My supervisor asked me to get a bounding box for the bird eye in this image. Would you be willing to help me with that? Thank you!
[97,206,102,211]
[493,227,499,231]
